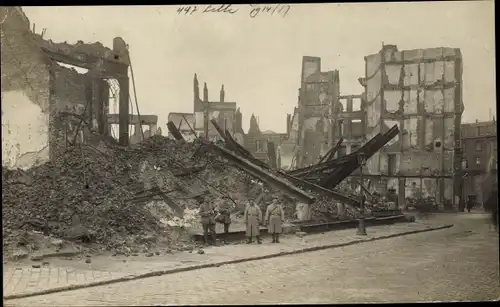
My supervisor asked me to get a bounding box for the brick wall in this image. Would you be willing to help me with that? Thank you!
[1,8,51,168]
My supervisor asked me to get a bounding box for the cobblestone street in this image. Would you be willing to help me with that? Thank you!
[6,213,499,305]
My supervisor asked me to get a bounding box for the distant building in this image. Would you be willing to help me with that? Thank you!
[245,114,287,165]
[192,74,244,145]
[461,119,497,204]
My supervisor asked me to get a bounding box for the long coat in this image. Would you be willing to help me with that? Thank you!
[215,202,232,224]
[265,203,285,234]
[244,204,262,237]
[199,203,215,225]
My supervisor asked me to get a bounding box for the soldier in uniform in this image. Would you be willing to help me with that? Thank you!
[198,196,217,245]
[215,200,232,234]
[264,198,285,243]
[244,201,262,244]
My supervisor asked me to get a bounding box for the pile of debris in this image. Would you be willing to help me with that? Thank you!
[3,119,400,253]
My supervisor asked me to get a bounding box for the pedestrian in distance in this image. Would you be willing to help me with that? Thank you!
[264,198,285,243]
[198,196,217,245]
[244,201,262,244]
[466,196,475,213]
[484,188,498,233]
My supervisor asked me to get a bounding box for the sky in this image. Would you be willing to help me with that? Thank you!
[23,2,495,134]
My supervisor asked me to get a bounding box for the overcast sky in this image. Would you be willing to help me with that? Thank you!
[23,2,495,133]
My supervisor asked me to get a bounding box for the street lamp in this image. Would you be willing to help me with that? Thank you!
[357,152,367,236]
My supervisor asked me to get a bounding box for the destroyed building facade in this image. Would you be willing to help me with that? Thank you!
[1,6,133,170]
[192,74,245,145]
[287,45,465,209]
[295,56,340,168]
[360,44,464,208]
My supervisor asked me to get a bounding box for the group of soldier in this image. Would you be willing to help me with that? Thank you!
[198,195,285,245]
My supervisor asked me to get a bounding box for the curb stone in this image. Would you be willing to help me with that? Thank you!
[3,224,454,300]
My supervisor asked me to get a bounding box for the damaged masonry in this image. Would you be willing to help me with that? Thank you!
[2,6,493,262]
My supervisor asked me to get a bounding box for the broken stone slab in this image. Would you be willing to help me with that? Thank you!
[295,231,308,238]
[50,239,64,249]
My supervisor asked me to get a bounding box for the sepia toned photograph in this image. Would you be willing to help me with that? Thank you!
[1,2,498,305]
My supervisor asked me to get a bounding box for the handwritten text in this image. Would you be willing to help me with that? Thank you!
[248,4,290,18]
[176,4,290,18]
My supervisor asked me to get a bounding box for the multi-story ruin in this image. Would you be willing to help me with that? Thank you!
[1,7,155,169]
[295,56,340,168]
[288,45,464,209]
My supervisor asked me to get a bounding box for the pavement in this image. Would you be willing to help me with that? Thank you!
[5,212,499,305]
[3,215,454,301]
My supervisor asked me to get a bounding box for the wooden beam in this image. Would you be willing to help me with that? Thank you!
[211,144,316,204]
[107,114,158,125]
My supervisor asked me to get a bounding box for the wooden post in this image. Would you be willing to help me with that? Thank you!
[118,76,130,145]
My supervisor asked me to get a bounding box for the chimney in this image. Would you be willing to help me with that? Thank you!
[193,73,199,100]
[203,82,208,103]
[220,84,225,103]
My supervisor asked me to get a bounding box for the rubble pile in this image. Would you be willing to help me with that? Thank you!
[1,135,267,251]
[2,145,163,251]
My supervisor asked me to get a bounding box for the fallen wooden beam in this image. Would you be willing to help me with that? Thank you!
[327,137,344,161]
[321,125,399,189]
[210,144,315,204]
[167,121,184,141]
[210,119,229,142]
[278,171,359,206]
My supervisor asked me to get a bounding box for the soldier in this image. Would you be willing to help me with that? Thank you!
[215,200,232,234]
[244,201,262,244]
[264,198,285,243]
[198,196,217,245]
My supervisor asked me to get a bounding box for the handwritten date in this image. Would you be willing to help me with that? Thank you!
[248,4,290,18]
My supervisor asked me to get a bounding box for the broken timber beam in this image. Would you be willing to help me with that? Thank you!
[327,137,344,161]
[167,121,184,141]
[278,171,359,206]
[321,125,400,189]
[211,144,315,204]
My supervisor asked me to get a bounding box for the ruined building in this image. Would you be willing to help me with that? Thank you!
[332,94,366,157]
[288,45,465,209]
[295,56,340,168]
[190,74,245,145]
[1,7,134,169]
[360,44,464,208]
